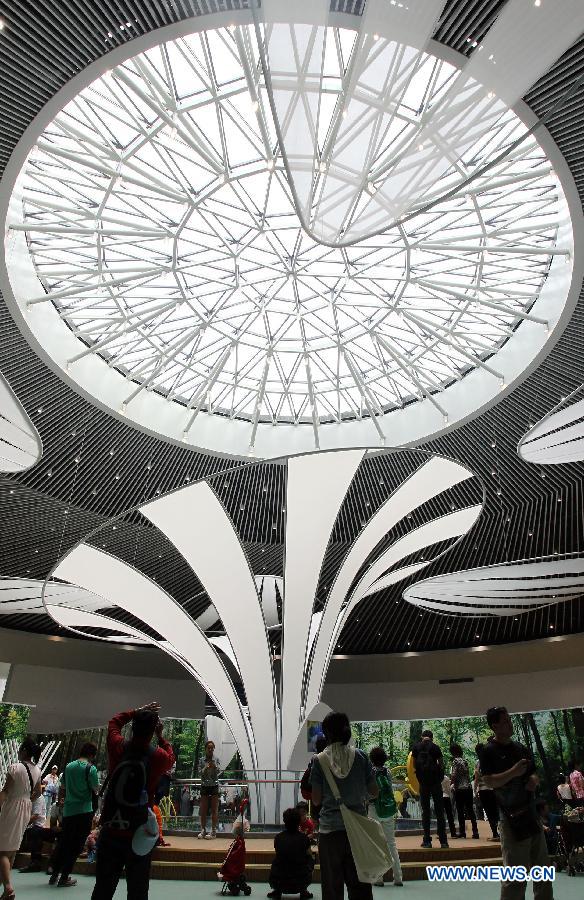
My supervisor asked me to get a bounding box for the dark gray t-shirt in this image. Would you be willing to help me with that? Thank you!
[310,749,374,833]
[479,740,536,821]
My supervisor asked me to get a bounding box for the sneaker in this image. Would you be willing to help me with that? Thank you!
[205,831,214,840]
[198,830,206,840]
[394,883,403,887]
[49,873,59,886]
[453,833,465,839]
[420,841,432,849]
[57,878,77,887]
[440,842,450,849]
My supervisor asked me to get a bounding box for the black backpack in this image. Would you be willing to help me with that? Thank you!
[100,744,154,833]
[415,743,442,783]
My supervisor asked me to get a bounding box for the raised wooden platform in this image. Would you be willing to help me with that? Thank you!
[16,821,502,883]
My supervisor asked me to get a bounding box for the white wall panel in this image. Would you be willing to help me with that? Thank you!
[323,665,584,722]
[5,663,205,733]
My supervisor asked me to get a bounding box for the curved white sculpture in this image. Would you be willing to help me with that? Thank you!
[0,374,41,473]
[403,555,584,617]
[45,448,482,821]
[518,387,584,465]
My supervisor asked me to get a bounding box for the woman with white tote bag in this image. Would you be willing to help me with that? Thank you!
[311,713,390,900]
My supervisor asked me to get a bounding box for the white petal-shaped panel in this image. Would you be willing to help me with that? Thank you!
[46,603,149,644]
[51,545,257,774]
[256,576,282,629]
[403,556,584,617]
[140,482,277,775]
[465,0,584,108]
[304,455,479,714]
[352,505,483,604]
[519,391,584,464]
[281,449,363,765]
[0,374,41,473]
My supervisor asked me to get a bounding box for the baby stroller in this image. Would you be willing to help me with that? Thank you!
[218,800,252,896]
[556,807,584,877]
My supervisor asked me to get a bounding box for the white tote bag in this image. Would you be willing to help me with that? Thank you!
[318,752,391,884]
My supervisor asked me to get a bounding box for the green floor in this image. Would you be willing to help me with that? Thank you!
[8,871,581,899]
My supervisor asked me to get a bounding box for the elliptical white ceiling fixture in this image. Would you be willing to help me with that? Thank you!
[518,385,584,465]
[0,374,41,473]
[0,577,113,621]
[403,555,584,617]
[1,1,582,458]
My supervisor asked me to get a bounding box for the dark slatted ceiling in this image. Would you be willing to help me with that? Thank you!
[0,0,583,654]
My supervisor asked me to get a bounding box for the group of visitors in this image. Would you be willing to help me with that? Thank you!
[0,701,174,899]
[413,730,490,847]
[556,760,584,805]
[0,701,577,900]
[270,705,563,900]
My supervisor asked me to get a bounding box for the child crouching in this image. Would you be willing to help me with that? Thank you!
[268,808,314,900]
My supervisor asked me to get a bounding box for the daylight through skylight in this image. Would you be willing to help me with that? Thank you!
[15,23,564,450]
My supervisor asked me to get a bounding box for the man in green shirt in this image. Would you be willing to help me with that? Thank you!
[49,742,99,887]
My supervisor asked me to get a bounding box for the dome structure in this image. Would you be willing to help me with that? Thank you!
[1,5,581,457]
[0,0,584,669]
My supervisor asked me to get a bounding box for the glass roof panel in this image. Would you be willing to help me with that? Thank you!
[15,23,565,450]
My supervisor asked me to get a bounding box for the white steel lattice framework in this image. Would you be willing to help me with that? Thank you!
[2,2,582,457]
[44,448,483,823]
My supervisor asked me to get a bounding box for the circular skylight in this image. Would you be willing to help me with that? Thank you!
[2,18,578,458]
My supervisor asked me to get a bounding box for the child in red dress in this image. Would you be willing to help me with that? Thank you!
[296,802,315,837]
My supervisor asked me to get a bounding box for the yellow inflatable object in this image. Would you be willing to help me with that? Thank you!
[159,795,177,822]
[406,752,420,796]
